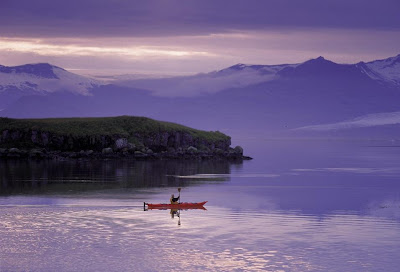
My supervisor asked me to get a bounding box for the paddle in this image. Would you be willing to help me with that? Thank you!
[177,187,182,225]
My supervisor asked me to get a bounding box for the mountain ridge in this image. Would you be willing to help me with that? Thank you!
[113,54,400,96]
[1,53,399,97]
[1,54,400,139]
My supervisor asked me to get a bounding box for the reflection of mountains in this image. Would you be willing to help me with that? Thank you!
[0,159,242,195]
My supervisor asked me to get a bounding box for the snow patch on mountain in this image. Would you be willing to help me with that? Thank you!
[51,67,102,95]
[356,62,386,81]
[297,111,400,131]
[117,63,298,97]
[365,54,400,85]
[220,63,298,74]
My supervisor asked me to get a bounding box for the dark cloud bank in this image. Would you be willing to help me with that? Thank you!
[1,0,399,38]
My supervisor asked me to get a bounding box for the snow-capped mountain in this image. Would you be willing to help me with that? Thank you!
[364,54,400,85]
[0,63,102,95]
[0,63,103,108]
[115,54,400,97]
[225,55,400,87]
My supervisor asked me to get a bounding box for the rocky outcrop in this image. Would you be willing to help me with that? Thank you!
[0,129,230,152]
[233,146,243,155]
[102,147,113,154]
[114,138,129,150]
[0,129,251,161]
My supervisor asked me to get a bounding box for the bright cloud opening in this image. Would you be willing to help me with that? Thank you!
[0,38,211,58]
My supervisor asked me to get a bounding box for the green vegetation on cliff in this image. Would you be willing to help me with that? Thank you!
[0,115,229,145]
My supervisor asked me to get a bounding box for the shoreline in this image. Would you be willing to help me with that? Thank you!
[0,147,252,161]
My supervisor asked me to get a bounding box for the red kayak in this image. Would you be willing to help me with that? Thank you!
[145,201,207,209]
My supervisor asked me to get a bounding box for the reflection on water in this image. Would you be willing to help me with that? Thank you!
[0,159,240,195]
[146,205,208,226]
[1,205,399,271]
[1,141,400,271]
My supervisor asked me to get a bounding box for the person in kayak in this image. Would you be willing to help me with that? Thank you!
[170,194,180,204]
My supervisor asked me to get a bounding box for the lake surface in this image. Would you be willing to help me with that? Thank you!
[1,140,400,271]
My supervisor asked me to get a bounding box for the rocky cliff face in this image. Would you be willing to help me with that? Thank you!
[137,131,230,152]
[0,129,231,152]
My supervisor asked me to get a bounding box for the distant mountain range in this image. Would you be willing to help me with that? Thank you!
[116,55,400,97]
[1,55,400,139]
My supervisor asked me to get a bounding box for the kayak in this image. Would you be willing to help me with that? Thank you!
[145,201,207,209]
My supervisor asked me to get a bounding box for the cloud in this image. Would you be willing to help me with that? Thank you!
[1,0,399,38]
[0,38,211,58]
[117,67,277,96]
[297,111,400,131]
[292,167,400,175]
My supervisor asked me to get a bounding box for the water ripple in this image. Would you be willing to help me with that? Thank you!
[1,204,399,271]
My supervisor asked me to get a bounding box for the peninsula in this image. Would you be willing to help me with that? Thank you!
[0,116,251,160]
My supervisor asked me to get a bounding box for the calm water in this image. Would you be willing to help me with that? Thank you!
[1,140,400,271]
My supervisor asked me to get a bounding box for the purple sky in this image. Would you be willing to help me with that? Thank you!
[1,0,399,75]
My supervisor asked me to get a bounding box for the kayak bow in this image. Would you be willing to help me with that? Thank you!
[145,201,207,209]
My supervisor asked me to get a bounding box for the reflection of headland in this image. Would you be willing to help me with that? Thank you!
[0,159,242,195]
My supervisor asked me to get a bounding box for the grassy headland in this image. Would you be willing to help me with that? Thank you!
[0,116,247,160]
[0,116,229,143]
